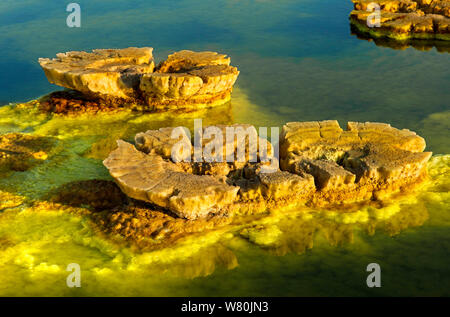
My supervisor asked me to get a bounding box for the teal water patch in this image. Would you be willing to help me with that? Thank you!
[0,0,448,152]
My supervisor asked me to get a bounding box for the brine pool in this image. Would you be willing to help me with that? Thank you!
[0,0,449,296]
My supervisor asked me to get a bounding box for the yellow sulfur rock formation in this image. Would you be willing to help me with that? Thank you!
[141,50,239,110]
[38,47,155,100]
[38,48,239,112]
[280,121,432,204]
[350,0,450,41]
[103,121,432,219]
[103,140,239,219]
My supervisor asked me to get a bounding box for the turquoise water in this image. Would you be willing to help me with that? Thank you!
[0,0,449,296]
[1,0,449,154]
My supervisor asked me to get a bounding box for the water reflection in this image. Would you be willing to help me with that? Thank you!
[237,199,429,256]
[129,189,434,279]
[350,25,450,53]
[126,153,450,280]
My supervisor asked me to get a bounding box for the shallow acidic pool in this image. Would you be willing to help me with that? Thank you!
[0,0,449,296]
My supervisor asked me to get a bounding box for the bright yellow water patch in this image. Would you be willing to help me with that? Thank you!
[0,100,449,296]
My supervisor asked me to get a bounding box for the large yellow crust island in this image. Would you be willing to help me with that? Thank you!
[103,120,432,219]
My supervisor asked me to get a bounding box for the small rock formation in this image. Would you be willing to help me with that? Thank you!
[38,48,239,112]
[0,133,54,173]
[280,121,432,204]
[350,0,450,42]
[103,121,432,220]
[142,50,239,109]
[103,139,240,219]
[39,47,155,100]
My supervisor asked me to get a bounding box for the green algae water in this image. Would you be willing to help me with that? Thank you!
[0,0,449,296]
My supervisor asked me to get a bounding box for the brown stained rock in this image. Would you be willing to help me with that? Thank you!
[103,140,239,219]
[433,13,450,33]
[38,48,240,113]
[228,161,315,203]
[90,202,233,251]
[38,90,126,115]
[280,121,432,203]
[0,133,54,173]
[350,0,450,41]
[39,47,155,99]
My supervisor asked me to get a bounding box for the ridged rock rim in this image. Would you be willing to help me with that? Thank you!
[103,120,432,220]
[38,48,240,112]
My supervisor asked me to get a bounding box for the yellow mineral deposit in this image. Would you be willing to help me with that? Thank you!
[103,120,432,221]
[350,0,450,41]
[38,48,240,112]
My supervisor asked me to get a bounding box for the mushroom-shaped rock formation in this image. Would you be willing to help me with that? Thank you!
[38,47,155,100]
[103,140,240,219]
[39,48,239,112]
[103,121,432,219]
[280,120,432,203]
[349,0,450,42]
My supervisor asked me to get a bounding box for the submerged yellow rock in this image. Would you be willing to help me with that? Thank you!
[0,133,54,173]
